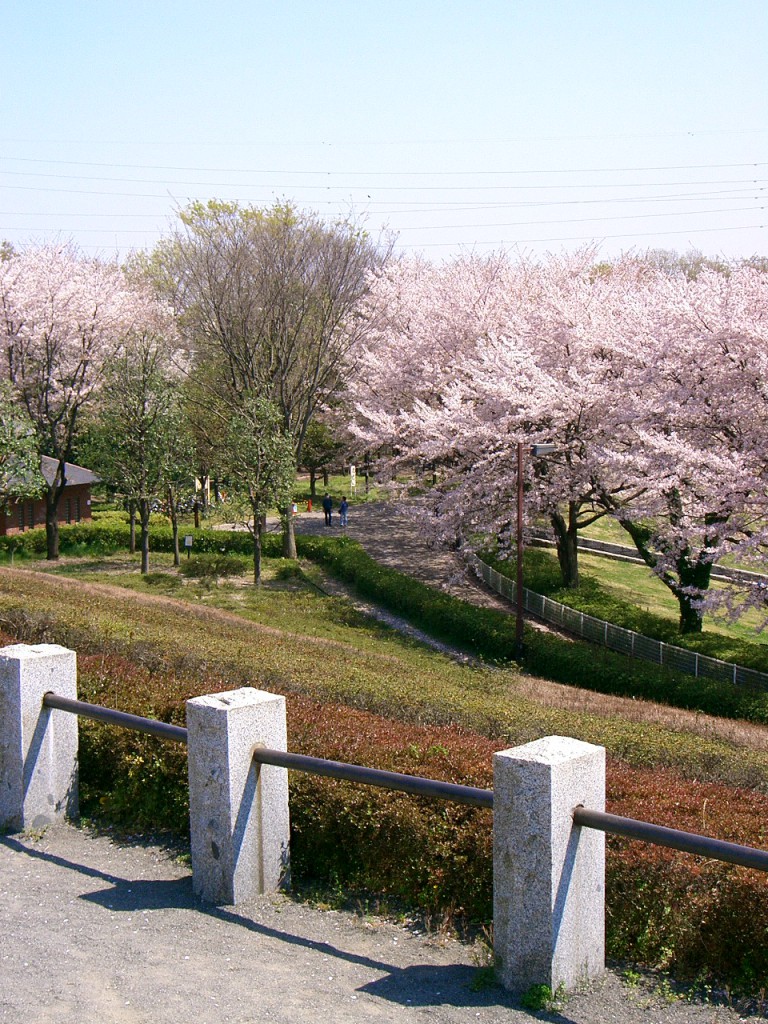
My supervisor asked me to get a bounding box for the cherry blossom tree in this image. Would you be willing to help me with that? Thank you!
[351,249,768,633]
[0,244,172,559]
[599,262,768,632]
[351,249,647,587]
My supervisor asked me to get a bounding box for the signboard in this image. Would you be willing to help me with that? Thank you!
[350,464,356,492]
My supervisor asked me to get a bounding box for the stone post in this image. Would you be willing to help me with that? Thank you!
[186,687,290,905]
[493,735,605,993]
[0,643,79,831]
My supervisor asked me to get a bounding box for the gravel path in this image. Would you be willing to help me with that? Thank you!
[0,826,753,1024]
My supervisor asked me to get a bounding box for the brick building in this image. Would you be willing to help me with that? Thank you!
[0,456,98,537]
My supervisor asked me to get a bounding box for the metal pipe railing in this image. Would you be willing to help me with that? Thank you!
[42,692,768,870]
[573,805,768,872]
[42,692,188,744]
[252,747,494,808]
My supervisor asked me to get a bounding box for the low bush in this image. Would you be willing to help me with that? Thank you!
[178,553,249,580]
[91,510,130,523]
[0,520,286,560]
[33,639,768,991]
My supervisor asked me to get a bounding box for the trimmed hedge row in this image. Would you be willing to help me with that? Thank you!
[295,534,768,726]
[0,521,285,559]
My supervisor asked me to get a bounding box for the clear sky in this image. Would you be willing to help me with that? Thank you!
[1,0,765,263]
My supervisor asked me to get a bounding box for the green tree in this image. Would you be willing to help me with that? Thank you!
[301,420,344,497]
[217,394,295,584]
[153,199,391,557]
[0,382,43,511]
[87,331,193,573]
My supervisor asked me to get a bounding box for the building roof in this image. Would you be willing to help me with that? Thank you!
[40,456,99,487]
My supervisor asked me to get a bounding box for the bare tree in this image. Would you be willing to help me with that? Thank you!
[155,200,392,556]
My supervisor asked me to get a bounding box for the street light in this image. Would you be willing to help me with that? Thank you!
[515,442,556,658]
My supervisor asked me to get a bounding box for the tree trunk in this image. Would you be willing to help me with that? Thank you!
[168,486,180,567]
[677,595,704,634]
[282,505,297,559]
[322,467,329,486]
[674,551,711,634]
[309,469,317,498]
[253,519,263,585]
[45,489,60,561]
[139,498,151,574]
[550,505,579,588]
[44,464,67,560]
[617,516,710,635]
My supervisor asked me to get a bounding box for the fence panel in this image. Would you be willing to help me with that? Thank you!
[471,555,768,691]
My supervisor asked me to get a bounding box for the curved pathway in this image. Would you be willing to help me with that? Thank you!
[292,499,511,612]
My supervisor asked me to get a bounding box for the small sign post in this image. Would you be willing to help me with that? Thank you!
[350,464,356,493]
[184,535,193,559]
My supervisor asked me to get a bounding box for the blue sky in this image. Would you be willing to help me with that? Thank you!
[1,1,765,262]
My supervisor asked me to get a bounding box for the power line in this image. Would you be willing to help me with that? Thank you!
[6,205,763,237]
[0,178,765,201]
[400,223,766,249]
[0,156,766,178]
[395,205,765,234]
[1,185,764,219]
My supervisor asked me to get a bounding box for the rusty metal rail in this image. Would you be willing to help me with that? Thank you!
[573,806,768,872]
[251,747,494,808]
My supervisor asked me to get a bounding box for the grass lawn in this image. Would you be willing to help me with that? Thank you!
[577,553,768,645]
[36,550,433,657]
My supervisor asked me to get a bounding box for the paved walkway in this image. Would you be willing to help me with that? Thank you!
[291,499,512,612]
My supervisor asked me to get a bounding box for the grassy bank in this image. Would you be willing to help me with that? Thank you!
[2,563,768,990]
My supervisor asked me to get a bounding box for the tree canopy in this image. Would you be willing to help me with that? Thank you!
[350,249,768,633]
[151,200,392,556]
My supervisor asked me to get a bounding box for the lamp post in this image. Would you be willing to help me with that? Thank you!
[515,442,556,658]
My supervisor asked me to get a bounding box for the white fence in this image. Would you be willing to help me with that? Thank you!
[469,555,768,692]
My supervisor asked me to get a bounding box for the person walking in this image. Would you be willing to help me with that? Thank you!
[322,492,333,526]
[339,496,349,527]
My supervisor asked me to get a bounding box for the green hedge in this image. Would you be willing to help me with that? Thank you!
[295,535,768,726]
[0,521,284,559]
